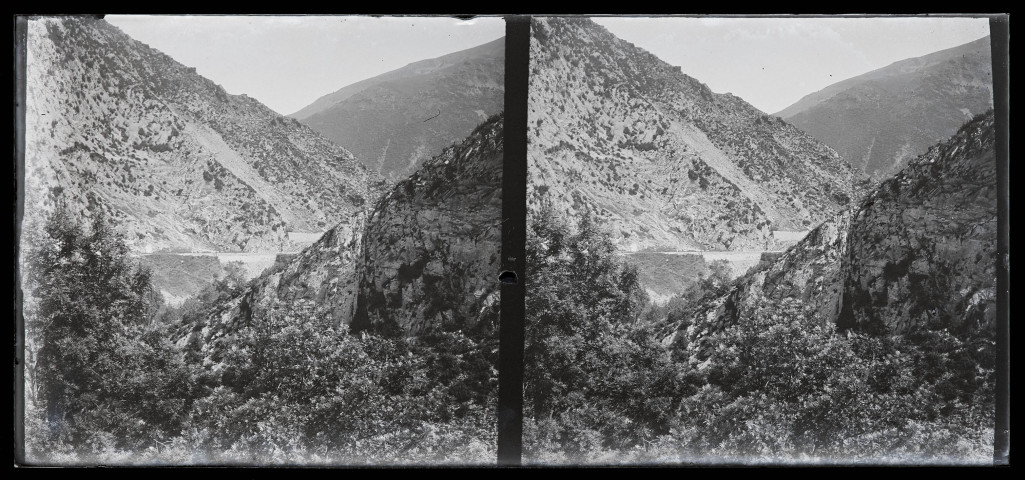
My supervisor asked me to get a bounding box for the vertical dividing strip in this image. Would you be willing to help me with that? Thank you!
[14,16,29,466]
[497,15,530,467]
[989,14,1009,467]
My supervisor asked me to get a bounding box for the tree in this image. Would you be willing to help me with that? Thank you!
[218,260,249,295]
[23,204,199,452]
[523,207,693,458]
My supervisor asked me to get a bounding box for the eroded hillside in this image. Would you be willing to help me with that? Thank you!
[24,17,382,254]
[528,17,862,252]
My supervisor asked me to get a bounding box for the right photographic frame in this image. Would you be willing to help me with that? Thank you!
[522,15,1004,465]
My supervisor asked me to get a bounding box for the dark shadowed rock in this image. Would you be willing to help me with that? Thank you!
[837,112,997,336]
[186,114,503,363]
[352,114,503,337]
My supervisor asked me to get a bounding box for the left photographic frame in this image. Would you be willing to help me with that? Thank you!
[17,14,505,466]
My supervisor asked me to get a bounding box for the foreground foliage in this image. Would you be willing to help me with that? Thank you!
[522,208,994,464]
[22,207,496,465]
[21,205,994,465]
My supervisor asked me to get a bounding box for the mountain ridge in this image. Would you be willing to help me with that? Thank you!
[289,37,504,120]
[292,37,504,181]
[775,36,991,119]
[776,35,992,179]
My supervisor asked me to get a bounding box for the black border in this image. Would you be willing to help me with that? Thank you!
[9,13,1011,469]
[12,15,28,469]
[989,14,1009,467]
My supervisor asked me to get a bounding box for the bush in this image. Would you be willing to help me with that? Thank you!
[182,299,498,463]
[670,298,995,461]
[23,205,201,457]
[523,207,696,460]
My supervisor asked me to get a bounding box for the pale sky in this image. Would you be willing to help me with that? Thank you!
[105,15,506,116]
[593,16,992,114]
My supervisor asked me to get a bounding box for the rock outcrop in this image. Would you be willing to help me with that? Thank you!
[837,112,997,335]
[528,17,862,252]
[186,114,503,362]
[351,114,503,337]
[778,36,993,180]
[24,16,382,254]
[293,38,504,182]
[179,215,368,365]
[682,112,997,353]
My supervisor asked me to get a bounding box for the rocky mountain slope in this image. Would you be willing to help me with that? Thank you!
[24,17,382,254]
[184,114,503,363]
[777,36,993,180]
[681,112,997,354]
[292,38,504,182]
[528,17,862,253]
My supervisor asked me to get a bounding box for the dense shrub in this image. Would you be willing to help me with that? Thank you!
[22,204,994,465]
[663,298,995,462]
[23,205,202,458]
[22,207,497,465]
[522,209,994,465]
[523,207,699,461]
[185,304,497,463]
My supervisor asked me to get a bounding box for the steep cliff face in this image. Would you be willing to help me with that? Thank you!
[24,17,381,254]
[294,38,504,182]
[528,17,861,252]
[682,112,997,352]
[352,114,503,337]
[185,114,503,363]
[779,36,993,180]
[837,112,997,335]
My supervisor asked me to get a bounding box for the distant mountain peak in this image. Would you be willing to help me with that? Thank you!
[288,38,504,181]
[289,37,504,120]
